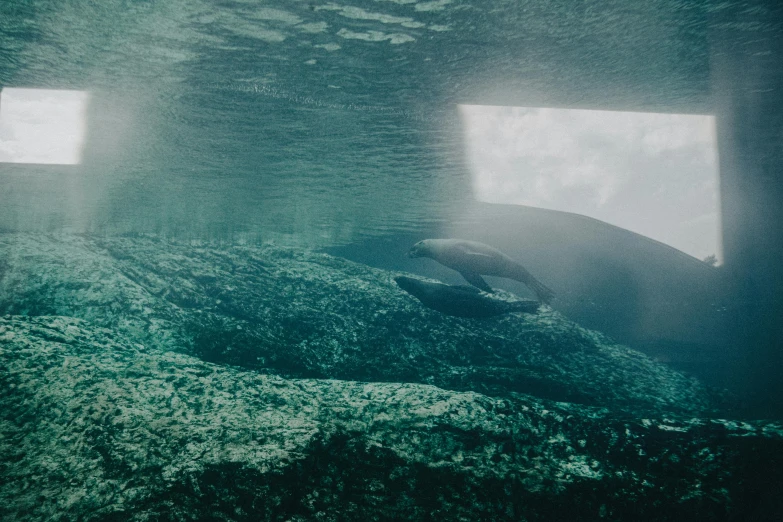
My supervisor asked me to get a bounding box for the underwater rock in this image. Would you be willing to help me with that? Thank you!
[0,233,721,415]
[1,315,782,521]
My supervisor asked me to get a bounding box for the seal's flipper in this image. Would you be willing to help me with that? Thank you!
[460,271,493,292]
[528,279,555,304]
[508,263,555,304]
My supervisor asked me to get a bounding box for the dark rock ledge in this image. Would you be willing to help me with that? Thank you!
[0,234,782,521]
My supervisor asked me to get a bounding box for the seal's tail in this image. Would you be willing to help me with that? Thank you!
[510,300,541,314]
[510,264,555,304]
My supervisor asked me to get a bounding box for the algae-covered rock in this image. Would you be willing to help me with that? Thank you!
[0,234,718,415]
[2,315,782,521]
[2,233,781,520]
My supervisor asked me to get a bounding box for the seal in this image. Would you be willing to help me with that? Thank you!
[394,276,540,318]
[407,239,555,303]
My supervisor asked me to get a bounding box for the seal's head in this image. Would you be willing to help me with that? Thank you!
[394,276,434,301]
[407,240,433,258]
[394,275,418,293]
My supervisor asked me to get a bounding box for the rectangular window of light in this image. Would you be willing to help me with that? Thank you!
[459,105,721,263]
[0,88,90,165]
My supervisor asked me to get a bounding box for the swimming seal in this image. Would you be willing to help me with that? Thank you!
[407,239,555,304]
[394,276,540,318]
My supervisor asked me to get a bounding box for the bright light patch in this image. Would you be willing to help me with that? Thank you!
[460,105,721,262]
[0,88,90,165]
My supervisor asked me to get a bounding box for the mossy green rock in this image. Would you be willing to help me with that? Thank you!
[1,234,717,415]
[1,234,782,520]
[2,315,783,521]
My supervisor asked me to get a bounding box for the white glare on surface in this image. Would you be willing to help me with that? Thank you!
[0,88,90,165]
[460,105,721,262]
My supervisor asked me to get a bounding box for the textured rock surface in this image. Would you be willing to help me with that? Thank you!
[2,315,782,521]
[0,233,718,415]
[1,233,782,521]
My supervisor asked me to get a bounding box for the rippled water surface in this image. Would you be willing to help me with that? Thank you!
[1,0,745,246]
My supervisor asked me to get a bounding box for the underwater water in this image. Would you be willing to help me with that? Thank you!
[2,0,783,520]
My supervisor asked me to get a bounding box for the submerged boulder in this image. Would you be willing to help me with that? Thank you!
[1,315,782,521]
[0,234,720,416]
